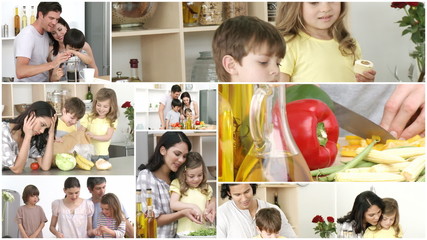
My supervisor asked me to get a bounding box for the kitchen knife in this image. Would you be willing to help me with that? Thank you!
[332,101,396,143]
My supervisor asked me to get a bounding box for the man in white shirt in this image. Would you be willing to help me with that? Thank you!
[218,184,296,238]
[158,84,182,129]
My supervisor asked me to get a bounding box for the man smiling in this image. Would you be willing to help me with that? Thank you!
[14,2,70,82]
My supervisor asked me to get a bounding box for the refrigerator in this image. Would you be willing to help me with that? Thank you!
[199,89,217,125]
[2,189,20,238]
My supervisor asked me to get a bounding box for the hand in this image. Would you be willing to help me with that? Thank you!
[85,131,95,138]
[204,200,216,220]
[52,52,71,68]
[190,205,203,222]
[55,137,64,143]
[355,69,376,82]
[204,212,215,224]
[48,114,57,136]
[184,208,203,225]
[55,232,64,238]
[23,113,37,137]
[52,67,64,81]
[380,84,425,139]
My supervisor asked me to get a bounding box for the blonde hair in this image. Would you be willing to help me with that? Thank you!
[176,152,210,196]
[275,2,357,61]
[90,88,118,127]
[100,193,125,228]
[377,198,401,237]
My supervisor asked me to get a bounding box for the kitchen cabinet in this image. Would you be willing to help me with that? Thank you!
[218,183,299,236]
[112,2,269,82]
[1,83,104,119]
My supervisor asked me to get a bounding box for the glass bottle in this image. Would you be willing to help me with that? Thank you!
[136,190,145,238]
[129,59,141,82]
[86,86,93,101]
[14,7,20,36]
[274,192,281,209]
[30,6,36,24]
[199,2,223,26]
[191,51,218,82]
[145,188,157,238]
[220,84,313,182]
[218,87,234,182]
[22,6,28,29]
[182,2,202,27]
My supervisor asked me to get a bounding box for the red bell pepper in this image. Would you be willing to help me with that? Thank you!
[286,99,339,170]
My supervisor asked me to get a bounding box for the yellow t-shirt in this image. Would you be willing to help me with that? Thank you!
[79,113,118,155]
[280,31,361,82]
[170,179,213,234]
[363,225,403,238]
[56,118,77,138]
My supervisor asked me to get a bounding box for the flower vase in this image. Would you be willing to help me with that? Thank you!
[125,125,134,146]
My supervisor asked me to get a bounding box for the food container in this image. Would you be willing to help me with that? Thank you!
[112,2,158,29]
[199,2,223,26]
[223,2,248,20]
[14,104,31,114]
[182,2,202,26]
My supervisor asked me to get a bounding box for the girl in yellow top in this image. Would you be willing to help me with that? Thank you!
[79,88,118,161]
[363,198,403,238]
[169,152,215,234]
[275,2,376,82]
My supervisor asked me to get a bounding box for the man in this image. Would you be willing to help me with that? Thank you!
[158,84,182,129]
[87,177,134,238]
[14,2,69,82]
[217,184,296,238]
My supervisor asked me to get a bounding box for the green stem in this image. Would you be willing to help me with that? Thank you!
[311,160,375,177]
[317,122,328,146]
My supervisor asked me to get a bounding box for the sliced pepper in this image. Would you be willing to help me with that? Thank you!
[286,99,339,170]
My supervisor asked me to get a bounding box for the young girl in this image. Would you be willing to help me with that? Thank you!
[90,193,126,238]
[275,2,376,82]
[2,101,57,174]
[15,185,48,238]
[363,198,403,238]
[169,152,215,234]
[50,177,94,238]
[79,88,118,162]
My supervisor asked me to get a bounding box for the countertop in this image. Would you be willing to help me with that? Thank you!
[2,156,134,176]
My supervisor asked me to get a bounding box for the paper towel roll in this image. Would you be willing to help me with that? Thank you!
[354,60,374,75]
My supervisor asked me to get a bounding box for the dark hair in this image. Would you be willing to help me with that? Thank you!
[180,92,192,105]
[337,191,385,234]
[171,85,182,93]
[184,108,192,115]
[9,101,57,154]
[138,131,192,181]
[22,185,40,204]
[101,193,124,228]
[37,2,62,19]
[64,177,81,189]
[87,177,106,191]
[220,184,258,200]
[63,97,86,120]
[48,17,70,56]
[171,99,181,108]
[256,208,282,233]
[63,28,86,49]
[176,152,209,196]
[212,16,286,82]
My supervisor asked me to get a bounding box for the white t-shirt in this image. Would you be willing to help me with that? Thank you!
[217,199,296,238]
[160,93,174,120]
[14,25,50,82]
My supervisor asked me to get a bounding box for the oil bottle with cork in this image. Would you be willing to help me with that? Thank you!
[145,188,157,238]
[129,59,142,82]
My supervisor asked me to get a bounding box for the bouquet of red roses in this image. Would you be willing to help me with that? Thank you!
[312,215,336,238]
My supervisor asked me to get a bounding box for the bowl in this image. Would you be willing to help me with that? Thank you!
[112,2,158,29]
[207,166,216,179]
[14,104,31,114]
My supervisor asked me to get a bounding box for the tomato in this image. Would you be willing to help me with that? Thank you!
[30,162,40,170]
[195,121,200,125]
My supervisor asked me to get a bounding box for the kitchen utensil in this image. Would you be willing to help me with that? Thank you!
[14,104,31,114]
[112,2,157,29]
[332,101,396,143]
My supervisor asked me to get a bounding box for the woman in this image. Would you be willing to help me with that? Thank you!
[136,131,214,238]
[2,101,57,174]
[50,177,94,238]
[48,17,99,80]
[180,92,199,120]
[337,191,385,238]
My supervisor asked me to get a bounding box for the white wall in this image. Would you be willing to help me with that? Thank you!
[2,175,135,238]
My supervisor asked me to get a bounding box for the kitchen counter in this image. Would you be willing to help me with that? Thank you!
[2,156,134,176]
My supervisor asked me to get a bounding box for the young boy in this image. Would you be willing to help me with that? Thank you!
[254,208,285,238]
[165,99,182,129]
[212,16,286,82]
[56,97,86,139]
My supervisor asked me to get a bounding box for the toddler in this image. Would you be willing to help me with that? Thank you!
[275,2,375,82]
[170,152,215,233]
[212,16,285,82]
[363,198,403,238]
[165,99,182,129]
[56,97,86,139]
[254,208,285,238]
[91,193,126,238]
[15,185,48,238]
[79,88,118,161]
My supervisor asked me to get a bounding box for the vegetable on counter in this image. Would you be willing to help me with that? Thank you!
[55,153,77,171]
[187,228,216,236]
[286,99,339,170]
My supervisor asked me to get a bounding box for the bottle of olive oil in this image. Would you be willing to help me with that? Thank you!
[30,6,36,24]
[14,7,20,36]
[22,6,28,29]
[136,190,145,238]
[145,189,157,238]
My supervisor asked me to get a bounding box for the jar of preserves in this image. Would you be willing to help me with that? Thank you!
[223,2,248,20]
[199,2,223,26]
[182,2,202,27]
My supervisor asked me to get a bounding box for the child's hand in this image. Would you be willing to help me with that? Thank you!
[204,211,215,224]
[190,204,203,221]
[184,208,203,225]
[356,69,376,82]
[85,131,95,138]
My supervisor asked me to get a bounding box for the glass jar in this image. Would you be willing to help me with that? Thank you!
[199,2,223,26]
[182,2,202,27]
[191,51,218,82]
[223,2,248,20]
[52,90,62,114]
[267,2,277,22]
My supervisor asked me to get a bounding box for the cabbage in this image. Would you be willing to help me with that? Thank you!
[55,153,76,171]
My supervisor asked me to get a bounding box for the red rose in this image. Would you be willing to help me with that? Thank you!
[312,215,324,223]
[327,216,335,223]
[407,2,420,6]
[391,2,408,8]
[121,101,132,108]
